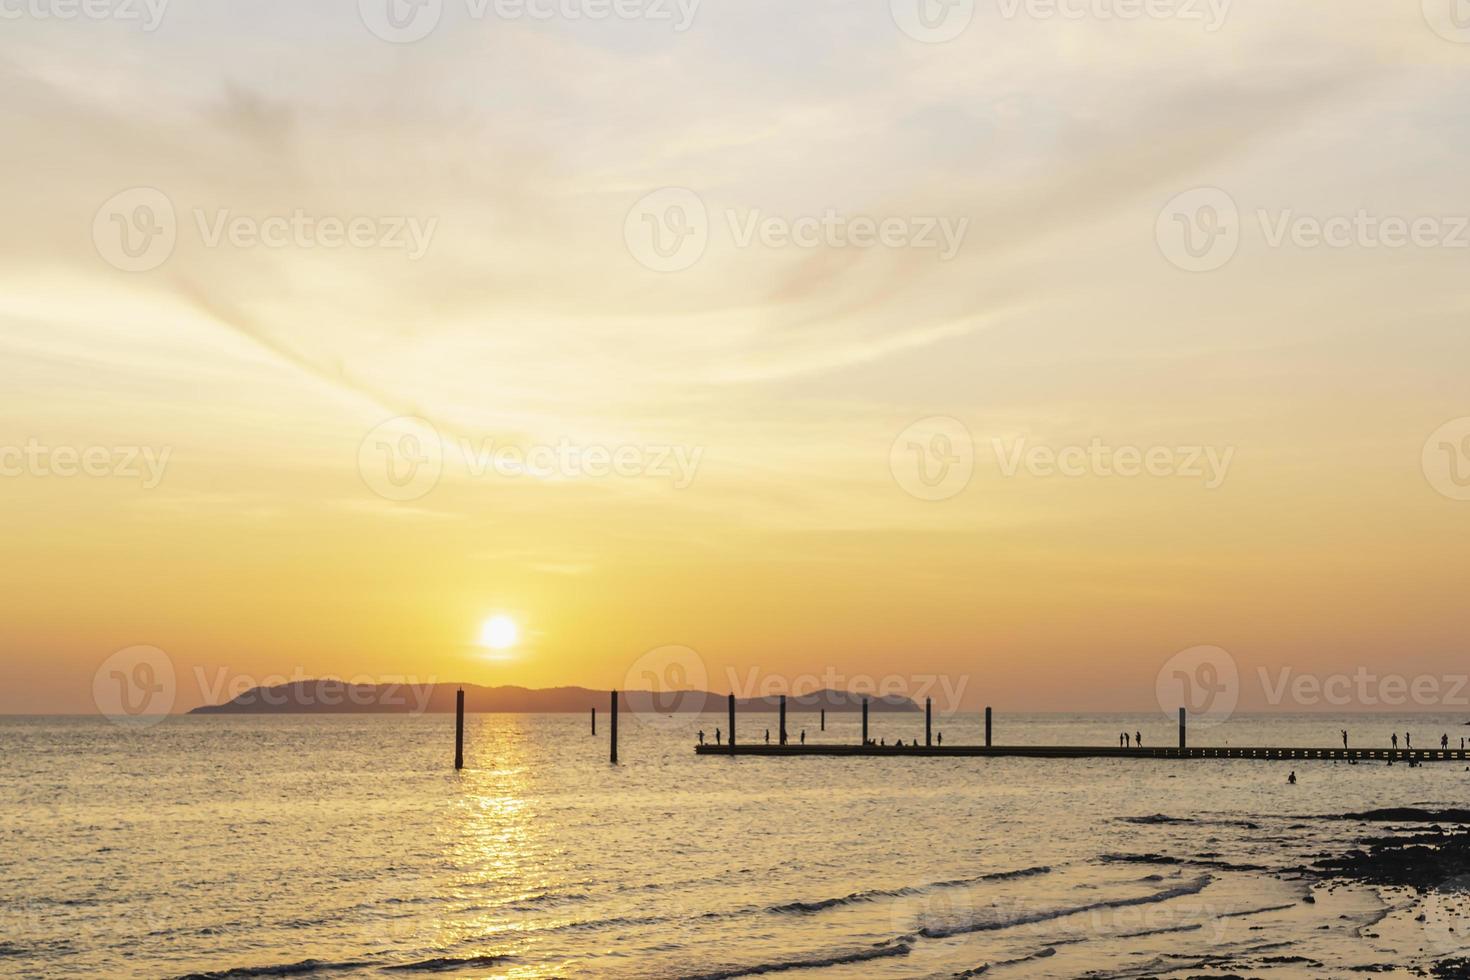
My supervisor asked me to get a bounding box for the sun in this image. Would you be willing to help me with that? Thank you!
[479,615,519,650]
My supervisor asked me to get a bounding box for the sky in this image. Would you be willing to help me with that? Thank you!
[1,0,1468,717]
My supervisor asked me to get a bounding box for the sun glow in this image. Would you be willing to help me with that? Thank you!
[480,615,519,650]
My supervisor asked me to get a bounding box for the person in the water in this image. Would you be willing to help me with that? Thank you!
[1288,771,1296,784]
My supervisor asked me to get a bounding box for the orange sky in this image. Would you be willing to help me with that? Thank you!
[2,2,1468,715]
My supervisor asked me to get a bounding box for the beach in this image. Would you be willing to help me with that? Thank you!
[6,712,1470,978]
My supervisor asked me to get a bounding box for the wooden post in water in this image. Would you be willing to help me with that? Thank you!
[985,706,992,748]
[611,690,619,764]
[925,698,932,746]
[454,688,464,770]
[591,706,596,735]
[1178,707,1186,749]
[820,708,825,731]
[728,692,736,746]
[779,694,787,745]
[862,698,869,744]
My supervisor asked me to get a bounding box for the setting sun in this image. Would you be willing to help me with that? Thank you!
[479,615,519,651]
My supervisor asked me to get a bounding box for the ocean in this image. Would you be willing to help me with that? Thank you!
[5,712,1470,978]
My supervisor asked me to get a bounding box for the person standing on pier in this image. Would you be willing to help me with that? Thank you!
[937,732,942,746]
[800,730,805,745]
[1443,734,1450,750]
[699,730,705,745]
[1123,732,1131,748]
[1341,730,1348,749]
[715,728,721,745]
[1392,733,1399,750]
[764,729,770,744]
[1406,732,1412,750]
[1135,731,1142,748]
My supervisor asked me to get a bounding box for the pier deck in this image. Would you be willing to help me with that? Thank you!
[694,744,1468,762]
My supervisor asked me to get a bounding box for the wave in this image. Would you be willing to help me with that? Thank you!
[769,866,1052,915]
[679,941,912,980]
[917,875,1213,940]
[1099,853,1268,872]
[956,945,1059,976]
[383,954,510,972]
[172,959,371,980]
[1218,902,1297,919]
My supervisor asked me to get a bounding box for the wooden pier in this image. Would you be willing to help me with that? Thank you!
[695,744,1470,762]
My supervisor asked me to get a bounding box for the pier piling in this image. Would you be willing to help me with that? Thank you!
[611,690,618,764]
[779,694,787,745]
[591,706,596,735]
[925,698,932,746]
[454,688,464,770]
[820,708,825,732]
[1178,707,1186,749]
[862,698,869,744]
[728,692,736,746]
[985,706,992,748]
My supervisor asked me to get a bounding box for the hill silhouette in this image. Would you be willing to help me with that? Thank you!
[188,681,921,714]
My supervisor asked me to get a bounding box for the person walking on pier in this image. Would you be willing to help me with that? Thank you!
[1135,731,1142,748]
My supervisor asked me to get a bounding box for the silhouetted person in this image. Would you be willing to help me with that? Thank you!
[800,729,806,745]
[1124,732,1131,748]
[1341,730,1348,750]
[715,728,721,745]
[699,730,705,745]
[1288,771,1296,784]
[880,738,885,746]
[1406,732,1412,750]
[1135,731,1142,748]
[937,732,942,746]
[764,729,770,744]
[1392,733,1399,750]
[1444,734,1450,750]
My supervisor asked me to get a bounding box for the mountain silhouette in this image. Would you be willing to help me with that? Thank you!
[188,681,921,714]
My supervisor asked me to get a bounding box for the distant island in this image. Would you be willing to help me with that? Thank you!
[189,681,921,715]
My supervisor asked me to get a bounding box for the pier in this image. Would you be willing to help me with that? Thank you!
[694,744,1470,762]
